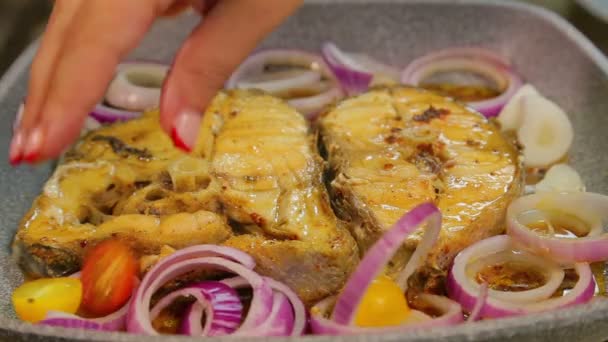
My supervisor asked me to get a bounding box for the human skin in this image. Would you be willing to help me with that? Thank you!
[9,0,302,164]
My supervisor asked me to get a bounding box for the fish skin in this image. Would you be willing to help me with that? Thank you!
[319,86,523,292]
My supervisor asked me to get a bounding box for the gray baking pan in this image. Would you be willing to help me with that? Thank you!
[1,0,607,341]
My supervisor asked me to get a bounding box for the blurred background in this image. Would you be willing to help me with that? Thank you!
[0,0,607,77]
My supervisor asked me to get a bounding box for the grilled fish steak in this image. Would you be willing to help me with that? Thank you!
[319,87,522,292]
[12,90,358,305]
[196,90,358,304]
[12,113,231,277]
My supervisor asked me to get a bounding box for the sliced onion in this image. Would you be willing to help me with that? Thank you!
[507,192,608,263]
[89,104,141,123]
[125,244,304,337]
[126,245,272,335]
[226,49,343,118]
[332,203,442,325]
[39,274,137,331]
[105,62,168,111]
[467,283,488,322]
[402,47,523,117]
[89,61,168,123]
[146,281,242,336]
[322,42,373,96]
[310,203,462,335]
[448,235,595,318]
[222,276,306,337]
[310,294,463,335]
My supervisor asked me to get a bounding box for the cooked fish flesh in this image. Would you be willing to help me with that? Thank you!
[319,86,523,292]
[12,90,358,305]
[12,113,231,277]
[195,90,358,303]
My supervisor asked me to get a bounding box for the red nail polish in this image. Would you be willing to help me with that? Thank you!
[9,154,22,166]
[22,152,38,163]
[171,127,192,152]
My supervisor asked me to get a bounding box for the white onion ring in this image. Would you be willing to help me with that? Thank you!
[401,47,523,117]
[105,62,168,112]
[448,235,595,318]
[507,192,608,263]
[226,49,344,118]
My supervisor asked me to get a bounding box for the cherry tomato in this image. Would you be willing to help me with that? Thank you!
[12,277,82,323]
[80,239,137,316]
[354,275,411,327]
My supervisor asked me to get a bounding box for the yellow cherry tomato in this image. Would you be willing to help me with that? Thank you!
[354,275,410,327]
[12,277,82,323]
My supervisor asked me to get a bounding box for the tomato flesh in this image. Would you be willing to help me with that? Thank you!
[12,277,82,323]
[354,275,411,327]
[80,239,137,316]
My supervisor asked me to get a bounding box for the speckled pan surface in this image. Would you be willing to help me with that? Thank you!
[0,0,607,341]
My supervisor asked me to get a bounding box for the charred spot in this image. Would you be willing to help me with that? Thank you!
[394,116,402,121]
[384,135,401,144]
[250,213,266,227]
[413,106,450,122]
[229,110,238,117]
[417,143,434,154]
[92,135,153,161]
[383,163,394,170]
[80,240,88,248]
[106,183,116,191]
[390,127,402,133]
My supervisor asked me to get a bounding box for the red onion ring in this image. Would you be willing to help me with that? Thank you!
[126,244,304,337]
[322,42,373,96]
[448,235,595,319]
[90,61,169,123]
[507,192,608,263]
[226,49,344,118]
[401,47,523,117]
[310,294,463,335]
[467,283,488,322]
[105,62,168,111]
[126,245,273,335]
[332,202,442,325]
[222,276,306,337]
[147,281,242,336]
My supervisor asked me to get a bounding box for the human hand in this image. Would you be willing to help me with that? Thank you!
[9,0,302,164]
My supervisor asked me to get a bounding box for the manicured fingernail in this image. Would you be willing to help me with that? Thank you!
[9,130,24,165]
[171,110,201,152]
[13,103,24,132]
[22,126,44,163]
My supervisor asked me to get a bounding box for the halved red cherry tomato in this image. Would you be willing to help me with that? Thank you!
[80,239,137,316]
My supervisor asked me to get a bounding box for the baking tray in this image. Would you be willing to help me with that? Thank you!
[1,0,607,341]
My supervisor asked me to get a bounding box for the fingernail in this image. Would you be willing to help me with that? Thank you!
[171,110,201,152]
[9,130,24,165]
[22,126,44,163]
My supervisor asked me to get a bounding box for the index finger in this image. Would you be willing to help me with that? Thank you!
[20,0,163,162]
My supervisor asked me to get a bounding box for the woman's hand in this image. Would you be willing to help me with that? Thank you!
[9,0,302,164]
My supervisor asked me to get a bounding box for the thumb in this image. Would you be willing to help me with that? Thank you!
[160,0,302,151]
